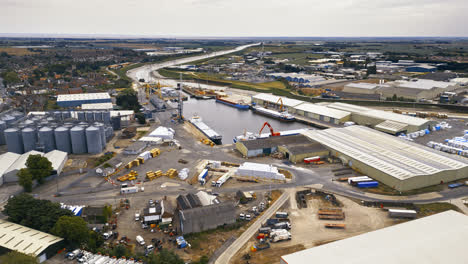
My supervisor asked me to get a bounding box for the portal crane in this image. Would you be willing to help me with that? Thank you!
[276,98,284,112]
[259,122,280,137]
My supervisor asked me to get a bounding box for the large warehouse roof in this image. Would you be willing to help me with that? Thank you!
[5,150,44,174]
[57,92,110,102]
[281,210,468,264]
[294,103,350,119]
[325,102,429,127]
[81,102,113,110]
[1,150,68,175]
[44,150,68,171]
[303,126,468,180]
[0,152,21,177]
[393,79,455,90]
[252,93,304,108]
[0,220,63,257]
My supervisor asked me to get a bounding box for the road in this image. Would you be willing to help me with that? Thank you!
[215,192,290,264]
[126,43,260,84]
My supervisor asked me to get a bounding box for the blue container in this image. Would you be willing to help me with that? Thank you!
[425,129,430,134]
[357,181,379,188]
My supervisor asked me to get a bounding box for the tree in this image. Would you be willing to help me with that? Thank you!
[0,251,38,264]
[51,216,90,247]
[135,112,146,124]
[17,168,33,192]
[367,65,377,75]
[25,154,53,184]
[116,88,141,111]
[102,205,112,223]
[1,71,20,86]
[146,249,184,264]
[3,194,73,232]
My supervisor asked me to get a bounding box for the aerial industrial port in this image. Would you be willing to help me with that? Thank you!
[0,14,468,264]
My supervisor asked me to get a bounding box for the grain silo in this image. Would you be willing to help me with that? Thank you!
[54,126,72,153]
[111,116,121,130]
[53,111,62,120]
[70,126,87,154]
[86,111,94,122]
[94,111,102,122]
[62,111,71,120]
[4,128,23,154]
[38,126,56,152]
[2,115,16,127]
[77,111,86,121]
[22,127,37,152]
[0,120,6,145]
[85,126,102,154]
[94,123,106,149]
[11,111,24,121]
[105,126,113,141]
[102,111,111,124]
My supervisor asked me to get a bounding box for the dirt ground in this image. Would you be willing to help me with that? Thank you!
[232,192,397,264]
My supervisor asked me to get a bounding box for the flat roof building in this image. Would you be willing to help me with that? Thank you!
[252,93,304,113]
[343,82,383,94]
[57,93,111,107]
[178,202,236,234]
[303,126,468,191]
[81,102,114,110]
[281,210,468,264]
[378,79,458,100]
[0,219,64,262]
[293,103,350,125]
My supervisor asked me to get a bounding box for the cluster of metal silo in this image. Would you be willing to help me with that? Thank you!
[76,110,111,123]
[0,110,114,154]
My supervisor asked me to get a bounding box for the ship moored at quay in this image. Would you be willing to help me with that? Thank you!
[189,116,223,145]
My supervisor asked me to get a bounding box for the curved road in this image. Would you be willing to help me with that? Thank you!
[127,43,260,84]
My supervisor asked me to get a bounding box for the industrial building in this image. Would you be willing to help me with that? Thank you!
[236,134,328,163]
[379,79,458,101]
[293,103,350,125]
[57,92,111,107]
[342,82,384,94]
[405,64,437,72]
[81,102,114,110]
[324,102,433,133]
[251,93,303,113]
[0,150,68,185]
[303,126,468,191]
[0,219,64,263]
[281,210,468,264]
[178,202,236,234]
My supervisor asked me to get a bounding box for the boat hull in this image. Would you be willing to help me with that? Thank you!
[252,107,295,122]
[216,98,250,110]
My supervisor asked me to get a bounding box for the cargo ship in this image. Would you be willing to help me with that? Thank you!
[215,96,250,110]
[251,106,295,122]
[190,116,222,145]
[233,128,310,143]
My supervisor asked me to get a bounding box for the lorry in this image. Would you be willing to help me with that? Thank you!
[347,176,372,185]
[215,172,231,187]
[273,222,291,230]
[198,169,209,185]
[275,212,288,218]
[136,235,145,246]
[270,229,291,243]
[120,186,139,194]
[388,209,417,219]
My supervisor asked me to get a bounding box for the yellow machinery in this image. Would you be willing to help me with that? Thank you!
[201,138,215,147]
[144,81,166,99]
[125,159,140,169]
[150,148,161,158]
[146,170,163,181]
[118,170,138,182]
[276,98,284,112]
[137,157,145,164]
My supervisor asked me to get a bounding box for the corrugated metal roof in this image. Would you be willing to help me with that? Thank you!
[294,103,350,119]
[0,153,21,177]
[5,151,44,174]
[81,102,113,110]
[375,120,409,133]
[0,220,63,257]
[252,93,304,107]
[345,82,380,89]
[281,210,468,264]
[303,126,468,180]
[57,93,110,102]
[393,79,455,90]
[44,150,68,171]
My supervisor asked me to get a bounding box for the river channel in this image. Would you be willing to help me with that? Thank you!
[180,96,310,144]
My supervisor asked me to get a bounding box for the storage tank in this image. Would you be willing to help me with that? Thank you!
[53,111,62,120]
[22,127,37,152]
[2,115,16,127]
[86,126,102,154]
[94,111,102,121]
[63,122,74,129]
[62,111,71,120]
[11,111,24,121]
[111,116,121,130]
[94,123,106,149]
[54,126,72,153]
[105,126,113,141]
[38,126,56,152]
[0,120,7,145]
[102,111,111,124]
[86,111,94,122]
[77,111,86,121]
[5,128,24,154]
[70,126,87,154]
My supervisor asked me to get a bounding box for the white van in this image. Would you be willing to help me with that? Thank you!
[136,235,145,246]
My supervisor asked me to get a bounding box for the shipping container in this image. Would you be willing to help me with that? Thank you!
[357,181,379,188]
[276,212,288,218]
[388,209,417,219]
[448,183,464,189]
[304,156,320,163]
[347,176,372,184]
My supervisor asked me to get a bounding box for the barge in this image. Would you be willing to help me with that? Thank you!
[190,116,222,145]
[251,106,295,122]
[215,96,250,110]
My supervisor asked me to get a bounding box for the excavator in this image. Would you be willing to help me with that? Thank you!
[259,122,280,137]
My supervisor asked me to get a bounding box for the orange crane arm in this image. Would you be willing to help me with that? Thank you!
[259,122,280,137]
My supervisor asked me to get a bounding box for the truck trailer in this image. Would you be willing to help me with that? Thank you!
[388,209,417,219]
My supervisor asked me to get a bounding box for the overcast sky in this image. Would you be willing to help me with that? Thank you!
[1,0,467,37]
